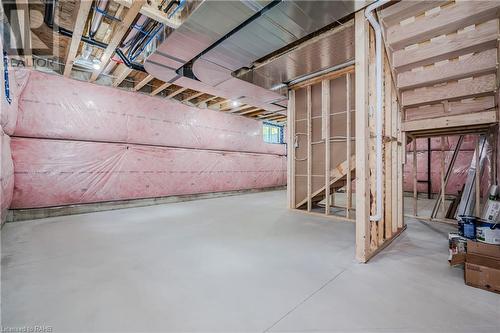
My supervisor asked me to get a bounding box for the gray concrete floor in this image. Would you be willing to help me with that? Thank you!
[1,190,499,332]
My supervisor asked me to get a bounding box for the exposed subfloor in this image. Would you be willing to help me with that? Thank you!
[1,190,499,332]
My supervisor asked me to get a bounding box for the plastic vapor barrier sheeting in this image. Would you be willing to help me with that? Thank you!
[16,70,285,155]
[11,138,286,209]
[1,131,14,220]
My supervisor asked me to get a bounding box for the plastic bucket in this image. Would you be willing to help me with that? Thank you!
[459,215,476,239]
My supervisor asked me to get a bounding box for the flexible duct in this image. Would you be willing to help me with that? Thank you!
[365,0,390,222]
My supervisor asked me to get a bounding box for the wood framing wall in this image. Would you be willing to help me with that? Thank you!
[355,11,405,263]
[287,67,355,222]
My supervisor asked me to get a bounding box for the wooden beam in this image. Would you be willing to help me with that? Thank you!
[393,19,499,72]
[151,82,171,96]
[401,74,497,107]
[402,109,498,132]
[167,87,187,98]
[229,105,253,113]
[355,10,371,262]
[116,0,181,29]
[208,99,229,109]
[112,64,133,87]
[63,0,92,76]
[397,49,498,90]
[386,1,500,50]
[239,107,261,115]
[134,74,154,91]
[196,95,217,106]
[183,92,204,102]
[379,0,450,28]
[89,1,145,82]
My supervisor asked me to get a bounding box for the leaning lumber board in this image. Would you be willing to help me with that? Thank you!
[397,49,498,90]
[402,110,497,132]
[393,19,499,72]
[402,74,496,107]
[295,155,356,209]
[386,1,500,50]
[404,96,496,121]
[379,0,450,28]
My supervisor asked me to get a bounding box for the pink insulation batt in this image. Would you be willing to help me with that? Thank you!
[9,70,286,209]
[11,138,286,209]
[1,131,14,220]
[15,70,285,155]
[403,135,493,196]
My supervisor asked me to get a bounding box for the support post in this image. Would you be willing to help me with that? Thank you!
[323,80,331,215]
[307,86,312,212]
[355,11,371,262]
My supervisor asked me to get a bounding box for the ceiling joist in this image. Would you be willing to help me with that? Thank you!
[89,0,146,82]
[134,75,154,91]
[151,82,171,96]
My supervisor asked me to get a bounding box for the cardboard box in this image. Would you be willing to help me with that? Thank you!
[465,254,500,294]
[467,240,500,259]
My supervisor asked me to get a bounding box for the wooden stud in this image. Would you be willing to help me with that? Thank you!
[89,1,145,82]
[413,137,418,216]
[63,0,93,76]
[306,85,312,212]
[323,79,331,215]
[346,73,352,218]
[355,10,371,262]
[441,137,446,216]
[287,90,296,209]
[475,136,481,216]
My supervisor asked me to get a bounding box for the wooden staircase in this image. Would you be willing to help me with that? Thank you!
[295,155,355,209]
[379,0,500,134]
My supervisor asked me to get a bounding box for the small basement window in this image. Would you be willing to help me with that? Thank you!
[263,122,284,144]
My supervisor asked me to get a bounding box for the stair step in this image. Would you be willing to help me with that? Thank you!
[393,19,499,73]
[379,0,450,28]
[401,74,496,107]
[386,1,500,51]
[397,49,497,90]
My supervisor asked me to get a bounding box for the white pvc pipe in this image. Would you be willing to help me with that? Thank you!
[365,0,390,222]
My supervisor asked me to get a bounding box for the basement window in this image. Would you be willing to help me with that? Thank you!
[263,122,284,144]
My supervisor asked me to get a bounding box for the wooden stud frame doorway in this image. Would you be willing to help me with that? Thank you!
[287,65,355,223]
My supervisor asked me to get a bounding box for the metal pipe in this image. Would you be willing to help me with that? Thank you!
[90,0,109,38]
[427,138,432,199]
[365,0,390,222]
[287,59,355,87]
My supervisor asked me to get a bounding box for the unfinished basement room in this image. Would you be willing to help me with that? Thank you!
[1,0,500,332]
